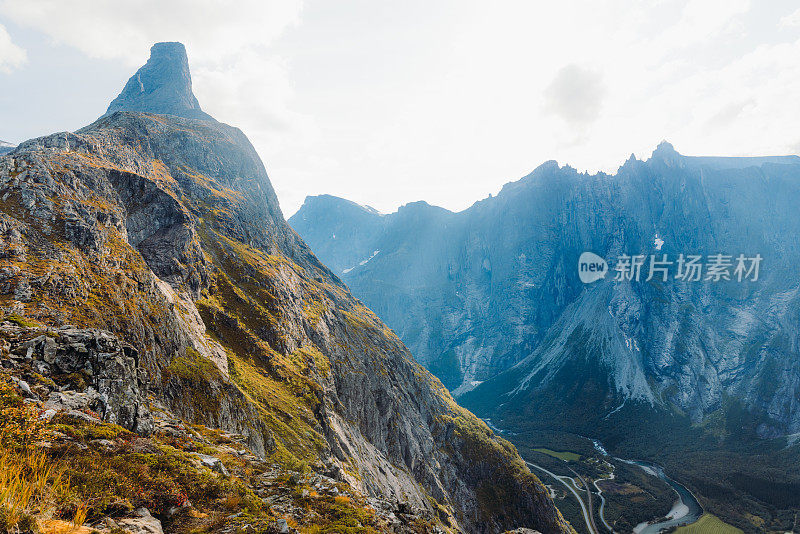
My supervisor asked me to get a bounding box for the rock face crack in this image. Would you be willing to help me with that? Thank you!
[107,167,206,293]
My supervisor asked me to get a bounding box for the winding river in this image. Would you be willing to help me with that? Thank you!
[627,461,703,534]
[589,440,703,534]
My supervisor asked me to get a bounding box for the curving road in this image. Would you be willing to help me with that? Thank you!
[593,475,615,532]
[576,472,601,534]
[527,461,598,534]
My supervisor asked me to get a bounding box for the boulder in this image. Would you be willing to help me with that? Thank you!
[117,508,164,534]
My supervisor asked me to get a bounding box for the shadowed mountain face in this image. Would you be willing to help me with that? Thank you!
[290,144,800,438]
[0,43,573,533]
[106,42,213,121]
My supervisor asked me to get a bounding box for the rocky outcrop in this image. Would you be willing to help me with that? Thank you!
[1,345,453,534]
[1,323,153,434]
[105,42,213,121]
[116,508,165,534]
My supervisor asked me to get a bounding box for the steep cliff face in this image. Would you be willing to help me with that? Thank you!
[290,144,800,438]
[0,43,570,533]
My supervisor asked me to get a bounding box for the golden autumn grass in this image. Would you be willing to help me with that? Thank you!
[0,379,86,534]
[0,447,67,531]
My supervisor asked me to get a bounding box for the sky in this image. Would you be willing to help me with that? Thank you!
[1,1,800,218]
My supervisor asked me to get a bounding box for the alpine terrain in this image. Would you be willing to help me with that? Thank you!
[291,145,800,531]
[0,42,574,534]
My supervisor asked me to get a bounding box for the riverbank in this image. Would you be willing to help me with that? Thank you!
[624,461,702,534]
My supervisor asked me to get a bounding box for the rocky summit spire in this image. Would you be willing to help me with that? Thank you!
[650,140,682,167]
[105,42,213,121]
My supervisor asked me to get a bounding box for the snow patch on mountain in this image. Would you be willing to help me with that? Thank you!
[342,250,380,274]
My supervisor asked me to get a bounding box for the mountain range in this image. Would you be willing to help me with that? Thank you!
[290,143,800,529]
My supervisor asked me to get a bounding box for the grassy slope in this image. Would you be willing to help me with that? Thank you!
[533,449,581,462]
[0,374,441,534]
[675,514,744,534]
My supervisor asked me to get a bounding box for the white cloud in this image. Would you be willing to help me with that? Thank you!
[0,23,26,72]
[0,0,302,64]
[674,0,750,43]
[780,7,800,28]
[543,64,606,129]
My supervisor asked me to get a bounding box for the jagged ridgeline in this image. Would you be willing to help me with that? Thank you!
[0,42,572,533]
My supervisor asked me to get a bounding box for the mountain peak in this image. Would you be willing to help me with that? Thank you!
[105,42,213,121]
[650,140,682,164]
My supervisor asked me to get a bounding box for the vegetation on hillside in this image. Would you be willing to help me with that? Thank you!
[673,514,744,534]
[0,374,440,533]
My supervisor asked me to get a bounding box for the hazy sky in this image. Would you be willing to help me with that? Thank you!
[2,1,800,217]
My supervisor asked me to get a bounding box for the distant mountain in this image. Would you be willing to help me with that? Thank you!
[292,143,800,434]
[0,140,15,156]
[0,42,571,533]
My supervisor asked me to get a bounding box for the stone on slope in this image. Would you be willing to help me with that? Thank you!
[117,508,165,534]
